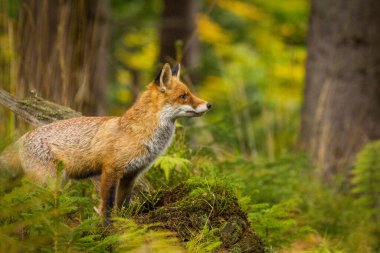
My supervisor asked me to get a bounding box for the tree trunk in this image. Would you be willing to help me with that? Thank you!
[159,0,199,83]
[17,0,109,116]
[300,0,380,179]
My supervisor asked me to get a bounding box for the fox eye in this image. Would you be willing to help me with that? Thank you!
[179,94,188,99]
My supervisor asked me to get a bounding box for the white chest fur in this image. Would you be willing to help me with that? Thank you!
[126,109,176,174]
[145,119,175,158]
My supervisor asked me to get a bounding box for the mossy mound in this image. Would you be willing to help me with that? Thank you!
[133,179,266,252]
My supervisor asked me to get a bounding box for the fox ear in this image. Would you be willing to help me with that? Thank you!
[171,63,180,78]
[156,63,172,92]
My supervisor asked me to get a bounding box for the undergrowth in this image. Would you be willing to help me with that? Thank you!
[0,133,379,252]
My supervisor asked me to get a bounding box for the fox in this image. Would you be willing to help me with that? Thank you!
[0,63,211,224]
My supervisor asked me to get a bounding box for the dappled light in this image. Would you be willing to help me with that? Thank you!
[0,0,379,252]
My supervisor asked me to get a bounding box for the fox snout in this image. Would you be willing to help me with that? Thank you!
[192,99,212,116]
[196,102,212,112]
[177,93,212,118]
[172,100,211,118]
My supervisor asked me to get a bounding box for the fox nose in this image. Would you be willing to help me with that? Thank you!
[207,103,212,110]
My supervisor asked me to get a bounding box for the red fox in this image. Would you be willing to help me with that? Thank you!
[0,63,211,224]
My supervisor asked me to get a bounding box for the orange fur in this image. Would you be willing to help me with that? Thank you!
[1,63,211,224]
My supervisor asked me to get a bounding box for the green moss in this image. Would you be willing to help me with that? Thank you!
[132,178,266,252]
[19,96,80,123]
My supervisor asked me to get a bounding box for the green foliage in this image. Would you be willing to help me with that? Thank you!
[300,172,378,253]
[352,140,380,210]
[0,178,115,252]
[131,176,265,252]
[107,0,308,160]
[0,176,194,252]
[153,155,190,182]
[249,200,311,248]
[186,226,222,253]
[351,140,380,251]
[224,154,309,204]
[2,0,378,252]
[195,0,307,160]
[143,130,316,251]
[114,218,183,253]
[120,186,163,217]
[146,126,220,190]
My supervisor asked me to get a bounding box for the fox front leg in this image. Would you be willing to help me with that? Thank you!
[99,171,119,225]
[116,170,139,208]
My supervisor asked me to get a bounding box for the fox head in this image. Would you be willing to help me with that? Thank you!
[151,63,212,119]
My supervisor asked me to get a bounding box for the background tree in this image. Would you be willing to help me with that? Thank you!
[300,0,380,179]
[110,0,160,104]
[159,0,199,83]
[0,0,16,137]
[17,0,109,115]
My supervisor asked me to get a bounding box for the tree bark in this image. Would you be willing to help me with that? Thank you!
[0,89,80,126]
[159,0,199,83]
[300,0,380,179]
[17,0,109,116]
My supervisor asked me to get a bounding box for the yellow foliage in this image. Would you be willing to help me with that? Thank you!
[0,34,14,61]
[115,43,157,70]
[199,75,231,102]
[117,88,132,103]
[273,63,304,83]
[279,24,295,37]
[265,83,301,108]
[115,218,184,253]
[122,32,151,47]
[263,50,306,108]
[254,29,285,53]
[217,0,263,21]
[116,70,131,86]
[197,14,231,44]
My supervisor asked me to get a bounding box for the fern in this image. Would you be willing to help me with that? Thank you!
[153,155,190,181]
[0,176,112,252]
[186,225,222,253]
[351,140,380,251]
[351,140,380,210]
[114,218,184,252]
[248,200,312,249]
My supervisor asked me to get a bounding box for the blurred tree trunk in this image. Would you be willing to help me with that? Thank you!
[17,0,109,116]
[300,0,380,179]
[0,1,16,137]
[159,0,199,83]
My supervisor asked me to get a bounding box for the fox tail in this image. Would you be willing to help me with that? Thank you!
[0,140,24,181]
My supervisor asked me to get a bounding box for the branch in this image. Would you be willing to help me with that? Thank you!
[0,89,81,126]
